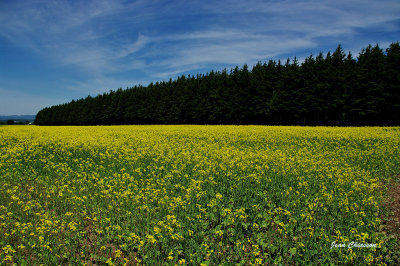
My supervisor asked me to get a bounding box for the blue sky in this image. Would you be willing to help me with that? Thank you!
[0,0,399,115]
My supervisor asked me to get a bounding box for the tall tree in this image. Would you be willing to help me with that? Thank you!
[34,42,400,126]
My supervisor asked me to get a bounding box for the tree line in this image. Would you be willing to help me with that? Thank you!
[35,42,400,126]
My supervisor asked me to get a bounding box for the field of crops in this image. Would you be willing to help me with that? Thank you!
[0,125,399,264]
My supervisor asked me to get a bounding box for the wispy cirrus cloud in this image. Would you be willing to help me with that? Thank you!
[2,0,398,75]
[0,0,399,114]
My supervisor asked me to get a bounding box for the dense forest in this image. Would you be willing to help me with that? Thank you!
[35,42,400,126]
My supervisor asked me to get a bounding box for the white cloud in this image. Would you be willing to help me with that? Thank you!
[117,34,150,59]
[1,0,398,76]
[147,32,315,77]
[0,0,398,113]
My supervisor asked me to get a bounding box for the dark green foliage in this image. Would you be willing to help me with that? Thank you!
[35,42,400,126]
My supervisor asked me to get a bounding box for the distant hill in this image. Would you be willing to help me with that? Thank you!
[0,115,36,121]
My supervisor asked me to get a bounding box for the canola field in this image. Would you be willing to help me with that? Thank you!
[0,125,399,265]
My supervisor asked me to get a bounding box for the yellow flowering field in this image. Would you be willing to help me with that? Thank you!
[0,125,399,264]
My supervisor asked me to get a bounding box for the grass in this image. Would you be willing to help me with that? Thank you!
[0,125,399,264]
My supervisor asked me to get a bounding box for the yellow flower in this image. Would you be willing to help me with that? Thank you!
[114,249,122,258]
[147,234,157,244]
[106,257,114,265]
[154,226,161,235]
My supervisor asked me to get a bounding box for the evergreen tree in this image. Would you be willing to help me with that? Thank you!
[34,42,400,126]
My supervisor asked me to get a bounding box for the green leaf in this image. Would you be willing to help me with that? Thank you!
[290,247,297,256]
[242,222,250,230]
[261,221,269,228]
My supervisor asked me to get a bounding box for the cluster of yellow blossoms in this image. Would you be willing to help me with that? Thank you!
[0,125,399,264]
